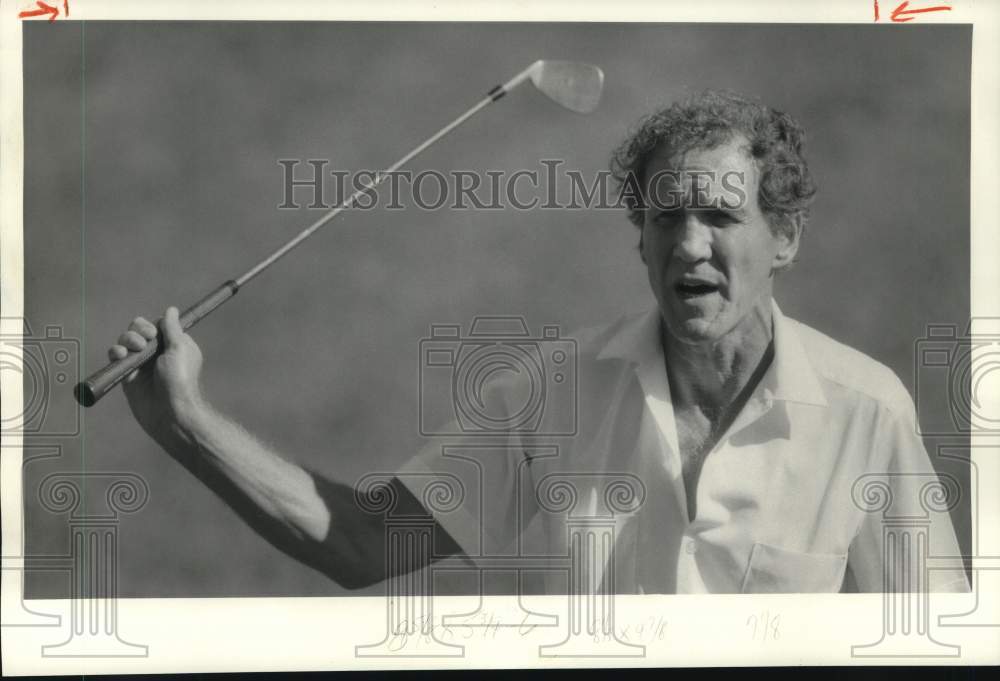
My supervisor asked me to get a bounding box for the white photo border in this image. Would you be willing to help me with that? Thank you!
[2,0,998,673]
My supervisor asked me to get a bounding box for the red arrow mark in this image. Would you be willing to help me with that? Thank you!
[891,1,952,22]
[18,1,59,21]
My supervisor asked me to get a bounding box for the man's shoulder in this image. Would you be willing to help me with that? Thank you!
[785,315,915,417]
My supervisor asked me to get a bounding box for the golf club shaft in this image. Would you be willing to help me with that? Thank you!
[75,71,526,407]
[237,90,500,286]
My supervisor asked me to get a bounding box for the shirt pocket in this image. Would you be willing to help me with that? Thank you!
[740,542,848,594]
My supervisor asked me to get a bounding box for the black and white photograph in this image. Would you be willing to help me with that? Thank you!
[2,0,998,673]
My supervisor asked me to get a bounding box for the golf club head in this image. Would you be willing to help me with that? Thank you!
[529,60,604,114]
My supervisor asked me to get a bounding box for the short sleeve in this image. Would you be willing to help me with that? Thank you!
[395,373,538,559]
[848,401,970,593]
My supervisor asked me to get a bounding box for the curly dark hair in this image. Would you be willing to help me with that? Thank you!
[610,90,817,239]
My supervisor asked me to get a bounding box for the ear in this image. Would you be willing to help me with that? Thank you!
[771,216,802,272]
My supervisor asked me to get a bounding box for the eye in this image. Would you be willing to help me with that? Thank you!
[652,209,682,226]
[705,210,740,227]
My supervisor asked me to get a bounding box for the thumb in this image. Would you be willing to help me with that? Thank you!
[160,306,184,348]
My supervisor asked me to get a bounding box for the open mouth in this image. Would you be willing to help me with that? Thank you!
[675,281,720,298]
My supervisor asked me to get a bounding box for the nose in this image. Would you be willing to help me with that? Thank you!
[673,213,712,263]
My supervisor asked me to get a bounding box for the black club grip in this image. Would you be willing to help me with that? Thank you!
[74,280,239,407]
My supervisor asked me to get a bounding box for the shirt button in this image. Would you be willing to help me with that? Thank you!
[685,538,697,554]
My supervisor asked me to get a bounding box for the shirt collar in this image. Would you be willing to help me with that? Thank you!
[765,300,828,407]
[596,299,828,408]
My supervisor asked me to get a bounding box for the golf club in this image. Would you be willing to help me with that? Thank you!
[74,59,605,407]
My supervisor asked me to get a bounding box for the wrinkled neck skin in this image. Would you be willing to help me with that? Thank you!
[661,292,774,413]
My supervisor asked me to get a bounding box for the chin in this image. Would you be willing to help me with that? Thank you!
[659,297,722,341]
[665,315,724,345]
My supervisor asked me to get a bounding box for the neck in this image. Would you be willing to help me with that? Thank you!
[662,297,774,411]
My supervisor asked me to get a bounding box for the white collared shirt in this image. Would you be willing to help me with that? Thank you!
[399,301,969,593]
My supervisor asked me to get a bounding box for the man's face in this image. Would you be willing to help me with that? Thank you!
[640,136,799,346]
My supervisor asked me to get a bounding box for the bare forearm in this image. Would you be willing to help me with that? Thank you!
[152,401,386,587]
[110,309,440,588]
[174,402,328,541]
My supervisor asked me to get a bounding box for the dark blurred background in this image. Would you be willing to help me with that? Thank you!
[21,22,970,597]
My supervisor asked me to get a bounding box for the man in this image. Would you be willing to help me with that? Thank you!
[109,91,968,593]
